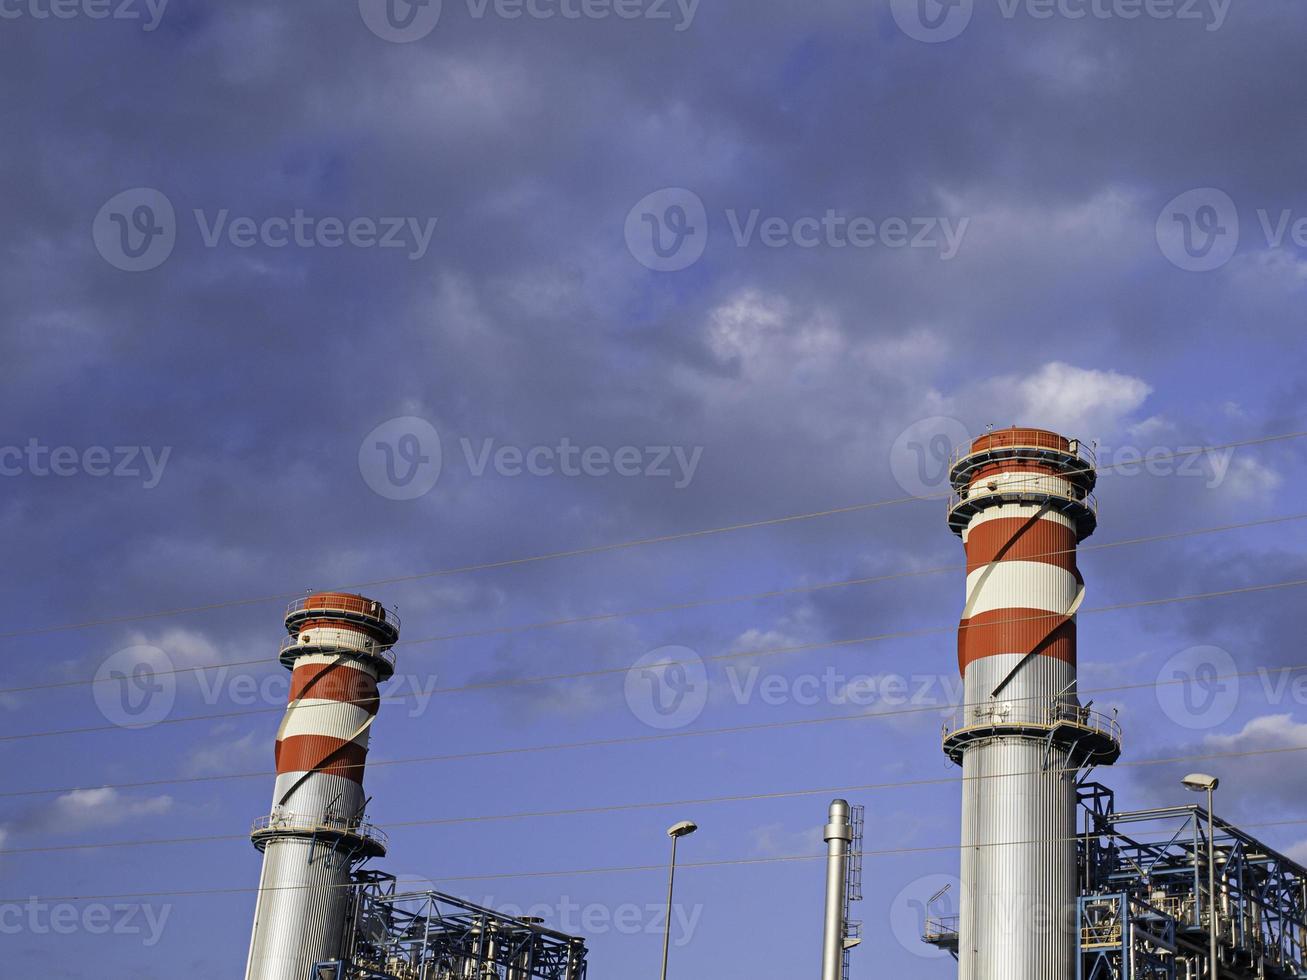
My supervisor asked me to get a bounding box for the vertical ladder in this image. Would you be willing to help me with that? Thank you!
[843,805,865,980]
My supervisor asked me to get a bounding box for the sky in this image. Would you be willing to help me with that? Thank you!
[2,0,1307,977]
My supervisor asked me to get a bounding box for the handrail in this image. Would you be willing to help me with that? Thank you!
[922,914,960,939]
[286,596,402,634]
[278,633,398,668]
[948,482,1098,515]
[950,434,1096,470]
[943,702,1122,745]
[251,810,389,849]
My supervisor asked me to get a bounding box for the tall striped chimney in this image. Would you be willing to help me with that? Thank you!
[244,593,399,980]
[942,428,1120,980]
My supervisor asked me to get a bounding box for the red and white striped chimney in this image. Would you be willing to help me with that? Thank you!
[942,427,1120,980]
[244,592,399,980]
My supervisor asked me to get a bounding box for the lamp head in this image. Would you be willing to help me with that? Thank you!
[667,820,698,839]
[1182,773,1220,792]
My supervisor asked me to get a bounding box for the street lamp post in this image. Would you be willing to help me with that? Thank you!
[660,820,698,980]
[1183,774,1221,980]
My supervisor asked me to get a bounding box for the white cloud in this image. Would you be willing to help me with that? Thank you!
[185,731,265,777]
[122,626,234,668]
[36,787,174,835]
[748,822,822,858]
[1006,362,1152,438]
[1219,456,1282,502]
[1193,715,1307,810]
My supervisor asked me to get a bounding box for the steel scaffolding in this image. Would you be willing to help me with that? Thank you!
[316,873,589,980]
[923,783,1307,980]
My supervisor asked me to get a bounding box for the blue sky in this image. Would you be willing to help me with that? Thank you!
[3,1,1307,977]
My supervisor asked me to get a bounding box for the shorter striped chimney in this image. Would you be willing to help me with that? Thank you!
[244,593,399,980]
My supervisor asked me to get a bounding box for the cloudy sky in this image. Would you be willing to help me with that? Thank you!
[3,0,1307,976]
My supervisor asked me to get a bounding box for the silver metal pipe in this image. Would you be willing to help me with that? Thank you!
[1207,791,1219,979]
[822,800,853,980]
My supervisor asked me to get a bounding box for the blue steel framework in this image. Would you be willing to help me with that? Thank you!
[1077,784,1307,980]
[925,782,1307,979]
[314,872,589,980]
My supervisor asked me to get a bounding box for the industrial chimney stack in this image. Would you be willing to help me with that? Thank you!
[942,428,1120,980]
[244,593,400,980]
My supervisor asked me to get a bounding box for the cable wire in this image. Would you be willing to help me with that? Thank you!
[5,574,1305,743]
[6,509,1303,699]
[3,432,1300,642]
[5,737,1307,857]
[8,812,1307,904]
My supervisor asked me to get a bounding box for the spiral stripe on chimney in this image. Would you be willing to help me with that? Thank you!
[244,593,399,980]
[943,427,1119,980]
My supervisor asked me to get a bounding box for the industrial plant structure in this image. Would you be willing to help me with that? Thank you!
[237,431,1307,980]
[922,427,1307,980]
[243,592,589,980]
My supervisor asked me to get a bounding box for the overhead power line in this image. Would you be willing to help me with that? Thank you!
[5,509,1303,699]
[2,432,1300,642]
[2,659,1303,802]
[3,737,1306,858]
[8,812,1307,905]
[4,573,1305,744]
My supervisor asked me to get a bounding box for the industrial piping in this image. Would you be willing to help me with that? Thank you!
[821,800,854,980]
[942,428,1120,980]
[244,593,400,980]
